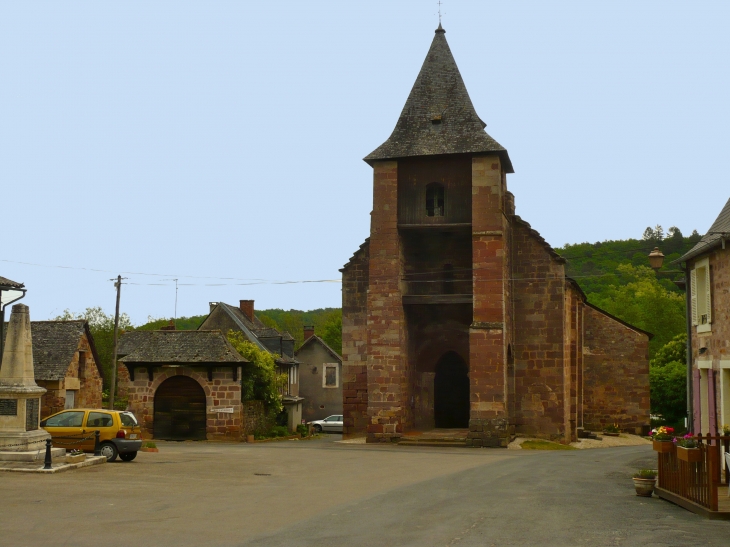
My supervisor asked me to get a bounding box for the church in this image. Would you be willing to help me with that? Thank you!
[341,25,651,446]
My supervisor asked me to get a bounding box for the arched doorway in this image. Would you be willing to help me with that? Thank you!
[434,351,469,428]
[154,376,207,440]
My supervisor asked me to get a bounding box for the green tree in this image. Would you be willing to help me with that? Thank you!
[648,333,687,425]
[55,307,132,388]
[320,310,342,354]
[226,331,285,412]
[587,264,685,355]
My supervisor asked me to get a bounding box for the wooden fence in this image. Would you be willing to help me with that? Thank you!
[656,435,730,512]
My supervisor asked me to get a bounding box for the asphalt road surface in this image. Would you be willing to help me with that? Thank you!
[1,436,728,546]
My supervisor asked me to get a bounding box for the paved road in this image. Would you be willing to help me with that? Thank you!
[1,437,727,546]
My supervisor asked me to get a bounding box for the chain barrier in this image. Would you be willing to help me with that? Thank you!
[51,434,97,447]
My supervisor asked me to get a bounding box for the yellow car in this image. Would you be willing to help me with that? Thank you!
[40,409,143,462]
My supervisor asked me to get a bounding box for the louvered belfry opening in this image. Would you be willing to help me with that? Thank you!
[153,375,207,440]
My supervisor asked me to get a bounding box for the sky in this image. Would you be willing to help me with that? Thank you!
[1,1,728,325]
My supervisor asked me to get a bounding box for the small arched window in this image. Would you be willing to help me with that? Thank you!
[426,183,444,217]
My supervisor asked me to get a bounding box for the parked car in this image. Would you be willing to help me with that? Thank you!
[308,415,343,433]
[40,409,143,462]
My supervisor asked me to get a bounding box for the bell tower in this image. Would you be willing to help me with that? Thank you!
[357,25,514,445]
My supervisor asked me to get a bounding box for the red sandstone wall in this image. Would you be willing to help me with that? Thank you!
[583,306,650,434]
[365,161,409,442]
[341,241,370,438]
[122,365,242,440]
[511,222,567,440]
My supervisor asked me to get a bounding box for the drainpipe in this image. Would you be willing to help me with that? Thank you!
[682,263,693,429]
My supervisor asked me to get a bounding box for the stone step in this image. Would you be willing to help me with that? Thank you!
[399,438,467,446]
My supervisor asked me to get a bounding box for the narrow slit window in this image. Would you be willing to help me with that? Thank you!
[426,183,445,217]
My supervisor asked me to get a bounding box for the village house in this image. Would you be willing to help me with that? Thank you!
[341,25,651,446]
[117,329,247,440]
[675,197,730,435]
[2,320,104,418]
[199,300,303,431]
[295,326,343,422]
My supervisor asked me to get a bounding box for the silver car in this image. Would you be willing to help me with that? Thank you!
[309,415,343,433]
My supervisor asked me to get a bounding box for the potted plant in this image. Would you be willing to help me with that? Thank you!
[651,426,675,452]
[633,469,657,497]
[603,423,620,437]
[65,448,86,464]
[722,424,730,437]
[675,434,701,462]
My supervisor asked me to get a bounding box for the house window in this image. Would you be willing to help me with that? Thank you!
[65,390,76,409]
[78,351,87,379]
[323,364,339,388]
[691,258,712,333]
[426,183,444,217]
[289,365,298,386]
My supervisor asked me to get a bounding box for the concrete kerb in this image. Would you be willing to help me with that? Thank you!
[0,455,106,474]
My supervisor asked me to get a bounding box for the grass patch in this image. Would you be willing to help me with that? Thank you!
[521,440,577,450]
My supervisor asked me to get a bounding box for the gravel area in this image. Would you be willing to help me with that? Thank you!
[508,434,651,450]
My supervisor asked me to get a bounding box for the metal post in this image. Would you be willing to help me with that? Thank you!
[108,275,122,410]
[43,439,52,470]
[0,306,5,368]
[94,430,101,457]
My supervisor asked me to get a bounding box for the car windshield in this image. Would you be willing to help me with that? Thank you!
[119,412,138,427]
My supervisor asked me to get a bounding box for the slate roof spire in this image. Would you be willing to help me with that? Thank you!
[364,26,513,172]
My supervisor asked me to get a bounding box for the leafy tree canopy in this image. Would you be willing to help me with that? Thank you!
[650,360,687,426]
[226,331,285,412]
[650,333,687,369]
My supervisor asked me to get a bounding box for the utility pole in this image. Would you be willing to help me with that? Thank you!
[108,275,123,410]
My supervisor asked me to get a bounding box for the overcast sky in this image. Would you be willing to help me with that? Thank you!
[1,1,728,325]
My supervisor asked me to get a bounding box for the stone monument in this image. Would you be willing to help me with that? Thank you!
[0,303,50,451]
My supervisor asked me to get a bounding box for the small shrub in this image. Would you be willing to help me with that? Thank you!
[603,423,620,433]
[633,469,657,479]
[296,424,308,437]
[142,441,157,449]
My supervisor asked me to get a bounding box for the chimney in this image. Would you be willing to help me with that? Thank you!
[160,320,176,331]
[239,300,254,322]
[209,302,218,313]
[303,325,314,341]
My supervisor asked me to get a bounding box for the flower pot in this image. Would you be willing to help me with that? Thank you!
[140,447,158,453]
[633,477,656,497]
[652,440,675,453]
[246,435,255,443]
[677,446,702,462]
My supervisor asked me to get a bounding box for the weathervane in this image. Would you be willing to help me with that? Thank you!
[437,0,443,25]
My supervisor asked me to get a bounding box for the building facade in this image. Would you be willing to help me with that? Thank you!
[677,197,730,435]
[295,326,343,422]
[2,320,104,418]
[341,26,651,446]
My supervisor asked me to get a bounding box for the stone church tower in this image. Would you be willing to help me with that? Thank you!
[341,26,651,446]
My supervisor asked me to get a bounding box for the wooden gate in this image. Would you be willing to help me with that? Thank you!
[153,376,207,440]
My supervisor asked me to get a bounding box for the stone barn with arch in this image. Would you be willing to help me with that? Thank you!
[117,330,247,441]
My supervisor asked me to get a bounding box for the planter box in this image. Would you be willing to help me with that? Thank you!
[140,447,158,453]
[653,440,675,453]
[603,432,620,437]
[65,453,86,464]
[677,446,702,462]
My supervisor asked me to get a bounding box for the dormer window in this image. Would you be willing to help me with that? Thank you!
[426,183,444,217]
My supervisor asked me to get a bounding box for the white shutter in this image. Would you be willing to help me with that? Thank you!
[690,268,698,326]
[705,265,712,324]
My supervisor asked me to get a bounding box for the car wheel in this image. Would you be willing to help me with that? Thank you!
[100,442,118,462]
[119,452,137,462]
[313,424,322,433]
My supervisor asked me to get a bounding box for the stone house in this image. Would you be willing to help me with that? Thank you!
[341,25,651,446]
[295,326,343,422]
[199,300,303,431]
[676,197,730,435]
[117,330,247,440]
[2,320,104,418]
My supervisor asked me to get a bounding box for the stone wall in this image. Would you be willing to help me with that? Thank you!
[366,160,409,442]
[467,156,510,447]
[583,305,650,433]
[241,400,270,435]
[121,365,242,440]
[511,221,567,440]
[341,240,369,438]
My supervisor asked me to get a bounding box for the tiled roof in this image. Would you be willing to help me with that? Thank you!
[364,26,513,172]
[295,335,342,363]
[677,197,730,263]
[116,330,154,357]
[0,276,24,289]
[2,320,103,381]
[119,330,247,364]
